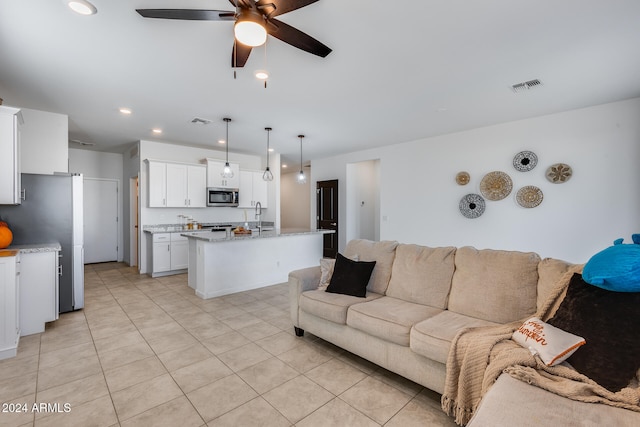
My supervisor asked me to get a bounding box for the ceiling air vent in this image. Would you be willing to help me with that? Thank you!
[511,79,542,93]
[190,117,212,125]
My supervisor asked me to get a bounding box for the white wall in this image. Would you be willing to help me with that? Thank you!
[312,98,640,263]
[69,149,124,262]
[346,160,380,242]
[281,171,311,229]
[20,108,68,174]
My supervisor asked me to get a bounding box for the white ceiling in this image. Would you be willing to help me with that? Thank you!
[1,0,639,168]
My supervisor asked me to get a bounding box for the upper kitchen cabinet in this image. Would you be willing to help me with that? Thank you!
[238,170,269,208]
[146,160,206,208]
[205,159,239,189]
[0,106,23,205]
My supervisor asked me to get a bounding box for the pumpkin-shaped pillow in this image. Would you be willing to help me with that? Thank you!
[582,234,640,292]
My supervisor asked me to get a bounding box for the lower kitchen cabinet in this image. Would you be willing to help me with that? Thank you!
[152,233,172,275]
[20,250,59,336]
[151,232,189,277]
[170,233,188,270]
[0,252,20,360]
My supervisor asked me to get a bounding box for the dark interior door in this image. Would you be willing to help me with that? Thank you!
[317,179,338,258]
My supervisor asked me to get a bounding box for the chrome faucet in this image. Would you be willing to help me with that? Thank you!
[255,201,262,234]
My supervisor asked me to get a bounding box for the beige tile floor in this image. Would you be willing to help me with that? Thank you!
[0,262,457,427]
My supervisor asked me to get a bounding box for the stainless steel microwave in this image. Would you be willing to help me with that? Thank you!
[207,187,239,207]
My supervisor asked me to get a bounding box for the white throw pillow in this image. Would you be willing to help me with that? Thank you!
[512,317,586,366]
[318,258,336,290]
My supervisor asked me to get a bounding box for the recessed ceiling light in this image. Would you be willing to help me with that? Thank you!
[282,164,288,168]
[152,128,162,134]
[218,139,226,144]
[66,0,97,16]
[119,108,132,115]
[255,70,269,80]
[268,148,274,152]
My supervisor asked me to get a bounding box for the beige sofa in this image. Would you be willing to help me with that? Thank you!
[288,239,640,426]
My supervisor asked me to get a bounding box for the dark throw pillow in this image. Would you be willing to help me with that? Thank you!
[547,273,640,392]
[325,253,376,298]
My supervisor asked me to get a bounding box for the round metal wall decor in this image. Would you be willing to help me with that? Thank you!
[513,151,538,172]
[456,171,470,185]
[459,193,486,218]
[546,163,573,183]
[516,186,544,208]
[479,171,513,201]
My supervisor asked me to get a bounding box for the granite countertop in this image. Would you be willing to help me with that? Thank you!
[144,222,274,234]
[181,228,334,243]
[8,243,62,253]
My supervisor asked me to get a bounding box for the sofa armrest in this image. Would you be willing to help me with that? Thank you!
[289,266,322,327]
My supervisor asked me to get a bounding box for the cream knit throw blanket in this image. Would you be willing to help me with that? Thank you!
[441,267,640,426]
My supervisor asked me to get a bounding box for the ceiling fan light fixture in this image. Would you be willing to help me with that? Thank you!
[234,10,267,47]
[66,0,97,15]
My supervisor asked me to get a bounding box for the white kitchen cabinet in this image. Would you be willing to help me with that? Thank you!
[0,106,23,205]
[147,160,206,208]
[0,252,20,360]
[186,165,207,207]
[147,160,167,207]
[170,233,188,270]
[152,233,171,274]
[150,232,191,276]
[20,250,59,336]
[238,170,269,208]
[206,159,239,188]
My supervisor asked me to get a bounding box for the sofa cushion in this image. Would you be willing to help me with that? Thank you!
[346,296,442,346]
[299,289,383,325]
[386,244,456,309]
[410,311,499,364]
[448,247,540,323]
[537,257,577,311]
[344,239,399,295]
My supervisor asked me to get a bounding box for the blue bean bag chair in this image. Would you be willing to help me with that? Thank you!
[582,234,640,292]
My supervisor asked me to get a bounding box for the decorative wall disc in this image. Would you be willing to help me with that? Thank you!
[456,171,470,185]
[479,171,513,201]
[459,193,486,218]
[546,163,573,183]
[516,186,544,208]
[513,151,538,172]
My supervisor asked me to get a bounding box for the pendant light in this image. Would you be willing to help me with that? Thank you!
[297,134,306,184]
[221,118,234,178]
[262,127,274,181]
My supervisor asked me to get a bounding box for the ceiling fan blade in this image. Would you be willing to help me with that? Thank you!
[267,18,331,58]
[228,0,254,9]
[259,0,319,18]
[136,9,235,21]
[232,41,253,67]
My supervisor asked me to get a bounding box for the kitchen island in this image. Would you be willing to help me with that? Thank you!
[182,229,334,299]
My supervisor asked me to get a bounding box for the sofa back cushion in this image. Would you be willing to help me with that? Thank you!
[344,239,399,294]
[386,244,456,308]
[448,246,540,323]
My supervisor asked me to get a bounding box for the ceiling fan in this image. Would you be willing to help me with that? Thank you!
[136,0,332,68]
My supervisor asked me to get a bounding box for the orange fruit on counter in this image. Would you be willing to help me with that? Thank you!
[0,225,12,249]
